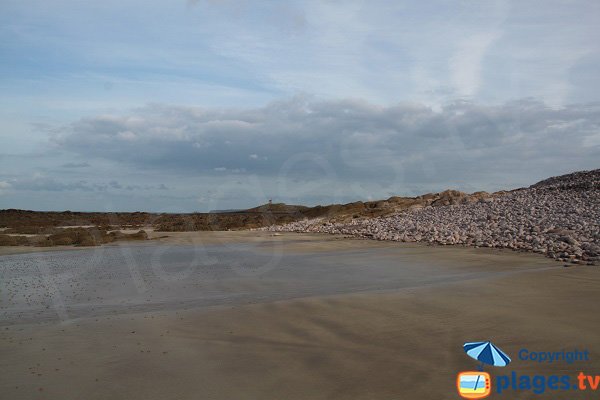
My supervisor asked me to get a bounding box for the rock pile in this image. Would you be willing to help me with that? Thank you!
[262,169,600,264]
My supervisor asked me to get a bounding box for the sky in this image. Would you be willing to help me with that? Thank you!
[0,0,599,212]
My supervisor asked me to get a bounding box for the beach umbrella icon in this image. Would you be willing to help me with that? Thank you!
[463,341,511,370]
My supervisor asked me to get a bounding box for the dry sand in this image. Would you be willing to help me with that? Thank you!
[1,231,599,399]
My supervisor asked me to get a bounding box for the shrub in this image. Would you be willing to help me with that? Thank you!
[0,234,17,246]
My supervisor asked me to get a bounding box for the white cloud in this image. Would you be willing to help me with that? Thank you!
[117,130,137,141]
[583,133,600,148]
[0,181,11,195]
[450,31,501,97]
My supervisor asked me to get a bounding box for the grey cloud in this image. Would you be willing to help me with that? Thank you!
[61,162,91,168]
[124,184,169,191]
[109,180,122,189]
[53,97,600,193]
[9,177,170,194]
[11,177,95,192]
[0,181,11,195]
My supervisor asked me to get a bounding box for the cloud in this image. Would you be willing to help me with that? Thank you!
[583,133,600,148]
[10,177,95,192]
[51,96,600,195]
[450,31,501,97]
[61,162,91,168]
[0,181,11,195]
[124,183,169,191]
[7,176,170,194]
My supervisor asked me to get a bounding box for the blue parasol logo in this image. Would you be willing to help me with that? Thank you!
[464,341,512,370]
[458,341,511,398]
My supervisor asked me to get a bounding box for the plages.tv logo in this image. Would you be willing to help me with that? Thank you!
[457,341,511,399]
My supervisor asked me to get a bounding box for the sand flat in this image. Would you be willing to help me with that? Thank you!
[0,232,599,399]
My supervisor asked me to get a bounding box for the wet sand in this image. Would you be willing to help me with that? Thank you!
[1,232,599,399]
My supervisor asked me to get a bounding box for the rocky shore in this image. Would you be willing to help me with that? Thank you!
[262,169,600,265]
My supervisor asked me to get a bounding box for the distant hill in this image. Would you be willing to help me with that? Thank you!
[245,203,309,213]
[0,191,493,232]
[2,169,596,232]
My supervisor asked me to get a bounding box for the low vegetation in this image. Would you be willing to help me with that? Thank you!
[0,228,148,247]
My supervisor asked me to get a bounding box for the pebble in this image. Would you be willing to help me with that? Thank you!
[263,169,600,264]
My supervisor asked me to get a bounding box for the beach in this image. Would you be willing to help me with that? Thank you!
[3,1,599,398]
[1,231,599,399]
